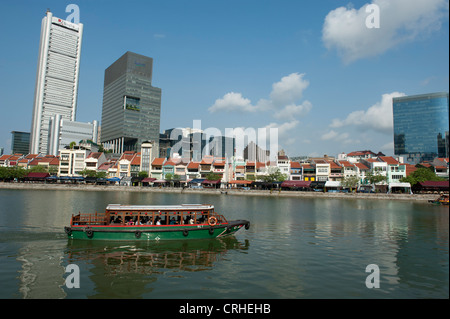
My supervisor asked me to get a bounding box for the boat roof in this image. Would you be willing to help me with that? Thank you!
[106,204,214,211]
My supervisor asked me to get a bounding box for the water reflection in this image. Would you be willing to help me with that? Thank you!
[64,237,249,298]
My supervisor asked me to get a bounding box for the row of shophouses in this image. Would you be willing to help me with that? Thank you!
[1,148,448,186]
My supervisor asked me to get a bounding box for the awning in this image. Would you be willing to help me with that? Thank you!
[107,177,121,182]
[417,181,449,188]
[229,180,252,185]
[189,179,205,184]
[142,177,156,183]
[153,179,167,183]
[325,181,341,187]
[202,180,221,184]
[25,172,50,179]
[281,181,311,188]
[389,182,411,188]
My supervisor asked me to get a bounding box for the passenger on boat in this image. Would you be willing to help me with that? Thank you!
[170,217,176,225]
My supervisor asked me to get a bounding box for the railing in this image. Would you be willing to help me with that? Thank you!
[72,212,108,225]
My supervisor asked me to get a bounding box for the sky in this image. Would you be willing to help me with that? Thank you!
[0,0,448,158]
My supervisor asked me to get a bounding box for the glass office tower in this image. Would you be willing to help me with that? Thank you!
[30,10,83,155]
[101,52,161,157]
[393,92,449,164]
[11,131,31,154]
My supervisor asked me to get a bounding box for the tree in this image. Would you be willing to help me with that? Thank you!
[205,172,222,181]
[365,171,387,185]
[342,175,359,192]
[261,167,287,183]
[96,171,107,179]
[69,141,76,149]
[78,169,97,177]
[400,167,444,186]
[138,171,148,178]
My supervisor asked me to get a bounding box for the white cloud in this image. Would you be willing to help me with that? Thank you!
[270,73,310,106]
[380,141,394,153]
[321,130,350,141]
[209,73,312,151]
[274,101,312,121]
[322,0,448,63]
[209,92,257,113]
[208,73,312,119]
[265,120,300,137]
[329,92,406,134]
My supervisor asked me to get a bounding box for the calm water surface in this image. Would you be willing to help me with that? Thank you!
[0,188,448,299]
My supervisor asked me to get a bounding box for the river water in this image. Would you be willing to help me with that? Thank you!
[0,188,448,299]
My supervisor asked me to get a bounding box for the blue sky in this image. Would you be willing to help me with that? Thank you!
[0,0,448,158]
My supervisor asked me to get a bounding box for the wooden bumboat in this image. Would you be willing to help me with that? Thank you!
[65,204,250,241]
[428,194,449,206]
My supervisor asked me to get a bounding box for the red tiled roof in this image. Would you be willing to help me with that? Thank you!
[120,151,136,161]
[290,162,301,168]
[152,158,165,165]
[256,162,267,169]
[328,161,341,169]
[87,152,103,159]
[379,156,399,165]
[213,162,225,167]
[354,162,369,170]
[131,154,141,166]
[338,160,354,167]
[187,162,200,169]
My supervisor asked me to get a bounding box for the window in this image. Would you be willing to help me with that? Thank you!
[124,96,140,112]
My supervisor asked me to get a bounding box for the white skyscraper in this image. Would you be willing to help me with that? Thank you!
[30,10,83,155]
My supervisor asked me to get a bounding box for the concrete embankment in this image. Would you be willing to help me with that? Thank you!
[0,182,438,203]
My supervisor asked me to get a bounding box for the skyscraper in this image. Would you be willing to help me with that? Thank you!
[100,52,162,158]
[30,10,83,155]
[393,92,449,164]
[11,131,31,155]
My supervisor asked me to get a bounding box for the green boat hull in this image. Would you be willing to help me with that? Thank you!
[65,220,250,241]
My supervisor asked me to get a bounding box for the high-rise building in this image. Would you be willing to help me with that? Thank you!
[47,114,98,156]
[11,131,31,154]
[30,10,83,155]
[393,92,449,164]
[100,52,162,158]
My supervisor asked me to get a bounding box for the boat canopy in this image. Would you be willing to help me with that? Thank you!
[106,204,214,211]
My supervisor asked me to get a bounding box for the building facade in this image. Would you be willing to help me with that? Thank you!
[393,92,449,164]
[11,131,31,154]
[100,52,161,158]
[30,10,83,155]
[48,114,98,156]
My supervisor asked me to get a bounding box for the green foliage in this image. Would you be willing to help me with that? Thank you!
[400,167,444,186]
[365,171,387,184]
[138,171,148,178]
[342,175,359,191]
[205,172,221,181]
[261,167,287,183]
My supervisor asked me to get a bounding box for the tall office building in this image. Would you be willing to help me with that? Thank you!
[30,10,83,155]
[11,131,31,154]
[393,92,449,164]
[101,51,162,158]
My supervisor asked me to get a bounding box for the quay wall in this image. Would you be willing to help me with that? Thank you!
[0,182,438,203]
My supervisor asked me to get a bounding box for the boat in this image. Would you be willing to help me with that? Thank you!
[64,204,250,241]
[428,194,449,206]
